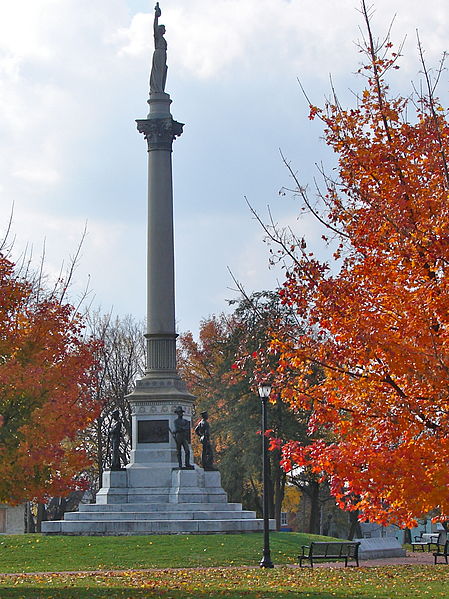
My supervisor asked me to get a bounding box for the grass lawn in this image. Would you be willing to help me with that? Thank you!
[1,533,448,598]
[1,565,449,599]
[0,532,329,573]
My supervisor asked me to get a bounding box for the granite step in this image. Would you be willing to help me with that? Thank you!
[79,502,244,513]
[65,510,257,521]
[43,517,273,535]
[96,493,228,504]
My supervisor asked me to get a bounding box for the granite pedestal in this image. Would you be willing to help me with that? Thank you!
[43,466,272,535]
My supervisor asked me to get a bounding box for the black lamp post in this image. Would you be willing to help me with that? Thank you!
[258,382,274,568]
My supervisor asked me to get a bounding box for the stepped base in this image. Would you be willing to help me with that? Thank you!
[42,466,274,535]
[43,519,268,535]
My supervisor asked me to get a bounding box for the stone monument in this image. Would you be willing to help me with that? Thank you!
[43,3,272,535]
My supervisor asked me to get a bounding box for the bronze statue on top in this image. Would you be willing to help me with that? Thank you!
[195,411,216,471]
[150,2,168,93]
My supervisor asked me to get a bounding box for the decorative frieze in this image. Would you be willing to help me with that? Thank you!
[130,401,194,416]
[134,375,188,393]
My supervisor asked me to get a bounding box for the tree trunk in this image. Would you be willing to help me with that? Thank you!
[322,513,333,536]
[348,510,362,540]
[97,414,104,488]
[267,455,274,520]
[249,476,263,516]
[25,502,35,533]
[308,480,321,534]
[272,449,286,531]
[35,503,47,533]
[54,497,67,521]
[403,528,412,544]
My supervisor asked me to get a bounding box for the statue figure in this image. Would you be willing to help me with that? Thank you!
[173,406,193,469]
[109,410,124,470]
[194,411,216,471]
[150,2,168,93]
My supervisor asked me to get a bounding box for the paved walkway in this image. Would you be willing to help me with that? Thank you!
[309,549,440,568]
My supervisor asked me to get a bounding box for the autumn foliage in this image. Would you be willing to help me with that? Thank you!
[269,7,449,527]
[177,293,307,526]
[0,254,100,504]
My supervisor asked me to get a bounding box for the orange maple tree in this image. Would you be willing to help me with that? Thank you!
[0,253,100,504]
[268,4,449,527]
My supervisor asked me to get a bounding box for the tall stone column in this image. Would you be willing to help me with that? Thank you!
[124,92,195,480]
[137,92,182,375]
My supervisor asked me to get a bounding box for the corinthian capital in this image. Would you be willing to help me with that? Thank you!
[136,117,184,151]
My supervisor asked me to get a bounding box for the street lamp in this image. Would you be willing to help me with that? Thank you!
[258,382,274,568]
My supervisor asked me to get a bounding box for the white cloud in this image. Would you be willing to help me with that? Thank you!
[0,0,53,62]
[12,167,61,185]
[115,12,152,58]
[4,205,144,313]
[0,1,139,209]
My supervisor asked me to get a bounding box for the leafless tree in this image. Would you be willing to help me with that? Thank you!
[86,311,146,489]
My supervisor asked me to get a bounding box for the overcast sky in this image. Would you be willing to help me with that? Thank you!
[1,0,448,335]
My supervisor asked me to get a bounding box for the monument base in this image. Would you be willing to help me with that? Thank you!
[42,465,274,535]
[354,537,406,560]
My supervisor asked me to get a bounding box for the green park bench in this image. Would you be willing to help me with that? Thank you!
[433,539,449,564]
[298,541,361,568]
[412,532,445,552]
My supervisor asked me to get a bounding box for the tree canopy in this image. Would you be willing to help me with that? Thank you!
[0,254,100,504]
[267,2,449,528]
[178,292,308,527]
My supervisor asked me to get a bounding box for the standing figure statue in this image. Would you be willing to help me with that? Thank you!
[195,411,216,471]
[173,406,194,469]
[150,2,168,93]
[109,410,124,471]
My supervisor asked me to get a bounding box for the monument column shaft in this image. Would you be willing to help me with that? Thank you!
[147,148,176,335]
[136,97,184,375]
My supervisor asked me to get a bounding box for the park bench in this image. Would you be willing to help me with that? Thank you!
[298,541,360,568]
[411,532,445,552]
[433,539,449,564]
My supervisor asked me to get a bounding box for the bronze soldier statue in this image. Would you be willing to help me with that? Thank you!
[194,411,216,471]
[109,410,124,471]
[173,406,194,469]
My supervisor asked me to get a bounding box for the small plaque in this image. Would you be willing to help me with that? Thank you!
[138,419,169,443]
